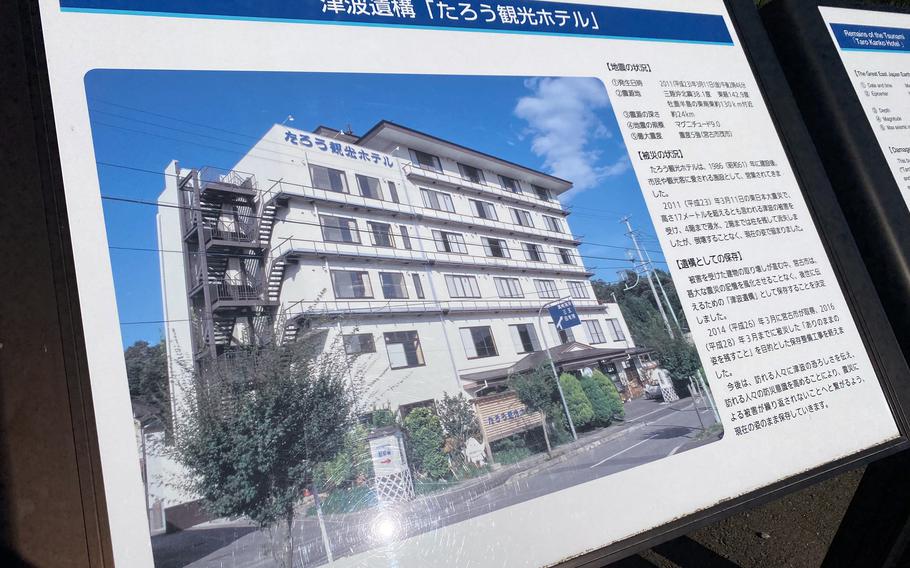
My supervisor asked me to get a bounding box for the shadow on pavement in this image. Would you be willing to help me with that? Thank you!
[647,426,700,440]
[653,536,741,567]
[152,525,259,568]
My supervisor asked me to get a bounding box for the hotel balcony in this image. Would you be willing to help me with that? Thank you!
[263,180,582,246]
[401,162,567,215]
[282,296,606,321]
[269,237,593,277]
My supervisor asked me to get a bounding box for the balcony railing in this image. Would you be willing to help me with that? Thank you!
[210,283,263,304]
[260,179,580,247]
[282,297,605,320]
[206,222,259,245]
[199,167,258,195]
[401,163,566,214]
[269,237,591,276]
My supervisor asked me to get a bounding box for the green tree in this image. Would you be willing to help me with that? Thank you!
[314,424,373,491]
[592,370,625,420]
[580,374,613,426]
[436,392,481,475]
[171,333,353,568]
[124,339,170,426]
[402,407,449,480]
[658,337,702,391]
[510,365,559,454]
[559,373,594,429]
[592,272,704,393]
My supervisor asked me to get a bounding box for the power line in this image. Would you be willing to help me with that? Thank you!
[102,193,669,267]
[96,161,667,257]
[86,106,664,223]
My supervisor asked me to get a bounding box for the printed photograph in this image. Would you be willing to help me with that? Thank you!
[87,70,723,567]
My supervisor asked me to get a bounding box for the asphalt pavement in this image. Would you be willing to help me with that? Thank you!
[151,396,722,567]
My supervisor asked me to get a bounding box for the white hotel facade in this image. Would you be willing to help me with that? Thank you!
[157,121,638,424]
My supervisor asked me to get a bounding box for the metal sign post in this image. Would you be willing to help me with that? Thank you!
[538,298,582,442]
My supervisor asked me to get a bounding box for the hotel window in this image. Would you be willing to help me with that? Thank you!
[482,237,510,258]
[607,319,627,341]
[510,208,534,227]
[343,333,376,355]
[355,174,383,200]
[535,279,558,298]
[331,270,373,299]
[310,164,348,193]
[387,181,400,203]
[460,326,498,359]
[524,242,544,262]
[509,323,540,354]
[553,324,575,345]
[470,199,498,220]
[584,320,607,344]
[379,272,409,299]
[399,225,412,250]
[458,163,485,184]
[412,274,425,299]
[368,222,395,248]
[568,281,588,299]
[445,274,481,298]
[321,215,360,244]
[532,184,551,201]
[421,188,456,212]
[433,230,468,254]
[409,149,442,172]
[384,331,425,369]
[494,277,523,298]
[499,175,522,193]
[557,247,575,265]
[543,216,564,233]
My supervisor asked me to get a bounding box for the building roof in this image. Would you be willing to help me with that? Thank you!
[313,125,359,144]
[460,342,652,384]
[356,120,574,193]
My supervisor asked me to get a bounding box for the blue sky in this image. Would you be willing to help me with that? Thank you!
[85,71,665,347]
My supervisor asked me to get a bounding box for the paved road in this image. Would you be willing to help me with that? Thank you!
[152,397,721,567]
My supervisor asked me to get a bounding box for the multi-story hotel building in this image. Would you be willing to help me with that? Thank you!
[157,121,645,437]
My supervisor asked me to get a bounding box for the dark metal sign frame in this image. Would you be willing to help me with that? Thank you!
[4,0,910,565]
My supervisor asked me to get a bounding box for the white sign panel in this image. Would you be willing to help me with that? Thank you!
[821,6,910,209]
[34,0,901,566]
[369,434,407,478]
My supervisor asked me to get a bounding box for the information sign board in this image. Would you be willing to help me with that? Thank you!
[762,0,910,365]
[9,0,910,566]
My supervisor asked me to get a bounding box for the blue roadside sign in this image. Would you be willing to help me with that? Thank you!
[548,300,581,330]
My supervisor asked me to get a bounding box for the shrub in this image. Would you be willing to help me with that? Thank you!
[547,405,573,445]
[436,392,481,473]
[370,405,397,429]
[314,424,373,491]
[580,374,614,426]
[558,373,594,429]
[592,370,625,420]
[490,434,532,465]
[402,407,449,480]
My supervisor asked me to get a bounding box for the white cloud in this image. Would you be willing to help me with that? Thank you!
[514,77,629,200]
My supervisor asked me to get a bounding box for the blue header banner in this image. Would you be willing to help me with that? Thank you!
[59,0,733,45]
[831,23,910,53]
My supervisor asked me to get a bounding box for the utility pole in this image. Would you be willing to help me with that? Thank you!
[621,216,675,339]
[643,247,684,335]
